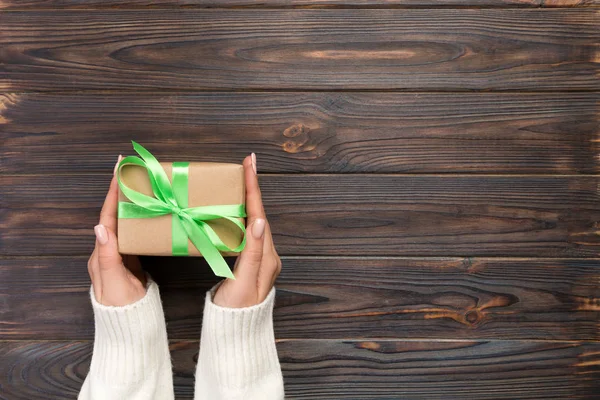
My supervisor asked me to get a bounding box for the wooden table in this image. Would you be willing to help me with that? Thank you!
[1,1,599,398]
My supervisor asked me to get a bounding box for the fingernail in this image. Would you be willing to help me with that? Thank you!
[113,155,122,176]
[252,218,265,239]
[251,153,257,175]
[94,224,108,245]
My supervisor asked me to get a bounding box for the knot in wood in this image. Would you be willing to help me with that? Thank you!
[465,310,481,324]
[282,124,312,154]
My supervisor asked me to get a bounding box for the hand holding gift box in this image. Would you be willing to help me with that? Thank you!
[84,147,284,397]
[116,141,246,279]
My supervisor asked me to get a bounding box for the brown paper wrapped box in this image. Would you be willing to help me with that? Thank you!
[118,161,245,257]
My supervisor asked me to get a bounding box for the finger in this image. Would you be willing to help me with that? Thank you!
[245,153,274,255]
[99,156,122,234]
[243,154,265,224]
[94,223,124,275]
[234,218,266,282]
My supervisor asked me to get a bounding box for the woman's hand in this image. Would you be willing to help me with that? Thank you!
[213,153,282,308]
[88,156,147,307]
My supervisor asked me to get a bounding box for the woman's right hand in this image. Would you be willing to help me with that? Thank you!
[88,156,147,307]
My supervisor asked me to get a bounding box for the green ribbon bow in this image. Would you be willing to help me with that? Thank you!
[116,141,246,279]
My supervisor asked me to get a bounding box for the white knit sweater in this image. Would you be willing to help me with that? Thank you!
[79,278,284,400]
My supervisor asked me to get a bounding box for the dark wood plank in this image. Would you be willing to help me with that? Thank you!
[1,10,598,91]
[544,0,600,5]
[2,0,599,10]
[2,175,600,257]
[0,0,541,10]
[1,339,598,399]
[2,92,599,174]
[0,0,575,9]
[1,257,599,340]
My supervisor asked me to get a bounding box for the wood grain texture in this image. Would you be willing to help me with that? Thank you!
[2,92,599,174]
[1,339,599,399]
[1,256,599,340]
[544,0,600,6]
[2,174,600,257]
[1,0,598,397]
[5,0,598,9]
[1,10,598,91]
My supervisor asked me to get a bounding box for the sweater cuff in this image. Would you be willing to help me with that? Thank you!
[199,284,282,391]
[89,278,170,385]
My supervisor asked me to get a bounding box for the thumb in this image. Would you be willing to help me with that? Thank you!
[234,218,266,281]
[94,224,123,272]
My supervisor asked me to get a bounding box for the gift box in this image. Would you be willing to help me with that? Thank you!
[116,142,246,278]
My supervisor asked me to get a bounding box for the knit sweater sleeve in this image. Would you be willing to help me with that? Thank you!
[78,278,174,400]
[194,285,285,400]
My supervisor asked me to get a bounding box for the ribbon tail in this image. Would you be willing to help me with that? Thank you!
[181,217,235,279]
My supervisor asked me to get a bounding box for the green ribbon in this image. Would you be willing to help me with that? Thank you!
[117,141,246,279]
